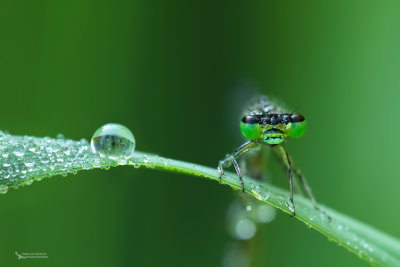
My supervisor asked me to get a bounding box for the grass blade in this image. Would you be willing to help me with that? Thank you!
[0,131,399,266]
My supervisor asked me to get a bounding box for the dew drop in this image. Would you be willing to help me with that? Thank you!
[13,144,25,157]
[0,185,8,194]
[285,196,295,214]
[252,185,269,201]
[40,155,50,164]
[24,155,35,167]
[91,123,135,159]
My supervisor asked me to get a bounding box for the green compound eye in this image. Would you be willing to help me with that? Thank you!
[287,114,307,139]
[240,115,260,140]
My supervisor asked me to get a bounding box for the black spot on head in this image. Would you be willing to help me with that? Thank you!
[282,114,291,124]
[241,115,259,124]
[259,115,270,125]
[270,115,280,125]
[291,114,305,122]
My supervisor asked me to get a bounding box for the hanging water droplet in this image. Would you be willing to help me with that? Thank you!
[0,185,8,194]
[91,123,136,159]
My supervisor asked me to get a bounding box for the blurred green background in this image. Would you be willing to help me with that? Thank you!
[1,1,400,266]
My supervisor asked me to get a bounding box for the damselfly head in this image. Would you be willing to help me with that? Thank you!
[240,113,307,145]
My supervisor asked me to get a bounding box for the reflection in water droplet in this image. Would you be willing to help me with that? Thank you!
[91,123,135,159]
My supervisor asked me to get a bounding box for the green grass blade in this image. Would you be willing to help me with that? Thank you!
[0,131,399,266]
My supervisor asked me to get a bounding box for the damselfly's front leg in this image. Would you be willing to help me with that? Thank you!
[273,145,296,216]
[272,145,331,221]
[218,141,256,193]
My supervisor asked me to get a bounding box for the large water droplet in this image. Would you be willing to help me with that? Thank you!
[91,123,135,158]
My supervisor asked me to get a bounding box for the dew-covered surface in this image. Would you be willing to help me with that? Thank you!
[0,130,399,266]
[0,130,150,193]
[246,182,400,266]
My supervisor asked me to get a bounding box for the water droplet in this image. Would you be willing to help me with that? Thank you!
[13,144,25,157]
[24,155,35,167]
[62,147,71,155]
[40,155,50,164]
[91,123,135,159]
[0,185,8,194]
[251,185,269,201]
[77,153,85,160]
[142,155,149,164]
[285,196,295,214]
[162,158,170,166]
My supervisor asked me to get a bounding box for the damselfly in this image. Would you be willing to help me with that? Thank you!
[218,95,329,219]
